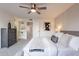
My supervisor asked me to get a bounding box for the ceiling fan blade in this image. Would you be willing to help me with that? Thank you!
[28,11,31,14]
[36,11,40,14]
[19,6,29,8]
[38,7,47,10]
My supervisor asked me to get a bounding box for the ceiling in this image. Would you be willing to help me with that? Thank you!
[0,3,74,19]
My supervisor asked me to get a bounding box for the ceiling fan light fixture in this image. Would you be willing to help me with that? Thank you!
[31,9,36,12]
[19,3,47,14]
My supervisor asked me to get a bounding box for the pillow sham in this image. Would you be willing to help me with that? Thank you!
[69,37,79,51]
[58,34,72,48]
[54,32,64,38]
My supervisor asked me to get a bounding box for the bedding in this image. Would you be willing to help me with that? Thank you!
[57,34,72,48]
[54,32,64,38]
[22,32,79,56]
[58,47,79,56]
[69,37,79,51]
[57,34,79,56]
[23,37,57,56]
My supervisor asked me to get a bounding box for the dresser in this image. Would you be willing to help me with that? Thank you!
[1,28,17,48]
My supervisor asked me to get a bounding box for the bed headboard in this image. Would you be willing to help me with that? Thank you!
[61,31,79,36]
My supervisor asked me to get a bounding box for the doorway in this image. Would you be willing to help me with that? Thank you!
[27,22,33,40]
[18,20,33,40]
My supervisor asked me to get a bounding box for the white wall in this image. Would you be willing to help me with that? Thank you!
[56,4,79,31]
[0,11,13,28]
[0,10,14,48]
[14,17,55,39]
[33,18,55,38]
[14,17,32,40]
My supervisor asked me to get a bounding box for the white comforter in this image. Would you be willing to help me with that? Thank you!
[23,37,79,56]
[23,37,57,56]
[58,47,79,56]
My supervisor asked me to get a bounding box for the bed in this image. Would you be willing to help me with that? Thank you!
[22,31,79,56]
[23,37,57,56]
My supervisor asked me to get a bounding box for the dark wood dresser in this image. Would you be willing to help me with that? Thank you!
[1,28,17,48]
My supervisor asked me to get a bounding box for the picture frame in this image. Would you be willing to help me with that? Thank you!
[44,22,51,31]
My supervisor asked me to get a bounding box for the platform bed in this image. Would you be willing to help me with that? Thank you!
[22,31,79,56]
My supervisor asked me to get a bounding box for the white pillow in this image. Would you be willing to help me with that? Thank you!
[69,37,79,51]
[58,34,72,48]
[54,32,64,38]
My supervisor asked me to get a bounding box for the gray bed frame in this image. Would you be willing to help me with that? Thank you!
[61,31,79,36]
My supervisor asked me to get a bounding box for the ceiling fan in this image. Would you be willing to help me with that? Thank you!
[19,3,47,14]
